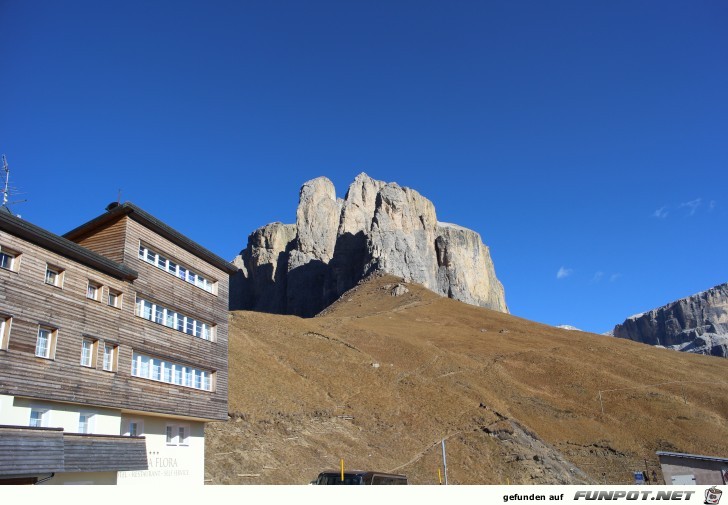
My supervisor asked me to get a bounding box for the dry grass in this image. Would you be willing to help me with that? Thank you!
[206,275,728,485]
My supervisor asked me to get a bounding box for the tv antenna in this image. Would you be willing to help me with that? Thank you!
[1,155,28,215]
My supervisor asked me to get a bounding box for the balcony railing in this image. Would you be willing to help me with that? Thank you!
[0,425,147,477]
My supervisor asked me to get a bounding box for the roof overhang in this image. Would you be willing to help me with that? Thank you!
[0,211,138,281]
[64,202,239,275]
[656,451,728,463]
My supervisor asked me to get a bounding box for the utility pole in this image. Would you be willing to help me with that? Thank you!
[441,439,448,485]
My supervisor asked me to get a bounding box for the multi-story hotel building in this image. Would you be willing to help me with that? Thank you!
[0,202,236,485]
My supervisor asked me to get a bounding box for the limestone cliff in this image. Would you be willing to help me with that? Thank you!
[612,282,728,358]
[231,173,508,317]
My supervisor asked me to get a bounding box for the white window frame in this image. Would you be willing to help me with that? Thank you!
[78,412,95,434]
[165,423,190,446]
[0,315,11,350]
[107,288,122,309]
[35,326,57,359]
[178,425,189,446]
[44,265,64,288]
[86,281,102,301]
[135,296,215,342]
[138,242,216,294]
[131,351,214,391]
[0,248,19,271]
[29,408,49,428]
[102,342,118,372]
[124,419,144,437]
[80,337,96,367]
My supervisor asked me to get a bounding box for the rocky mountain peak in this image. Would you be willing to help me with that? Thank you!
[231,173,507,317]
[611,282,728,358]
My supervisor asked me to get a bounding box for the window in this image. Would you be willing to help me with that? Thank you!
[86,281,102,301]
[154,304,165,325]
[140,299,153,319]
[165,424,189,446]
[138,243,216,294]
[78,413,94,434]
[0,315,11,350]
[156,255,167,270]
[107,288,122,309]
[151,358,161,380]
[80,337,97,367]
[124,419,143,437]
[44,265,64,287]
[131,351,214,391]
[102,343,118,372]
[29,408,48,428]
[35,327,57,359]
[0,248,19,271]
[135,296,215,342]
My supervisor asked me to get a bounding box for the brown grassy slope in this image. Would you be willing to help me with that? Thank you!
[205,275,728,485]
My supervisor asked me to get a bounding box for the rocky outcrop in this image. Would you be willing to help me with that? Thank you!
[231,173,508,317]
[435,222,508,312]
[612,282,728,358]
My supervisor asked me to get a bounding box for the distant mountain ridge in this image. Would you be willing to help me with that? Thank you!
[612,282,728,358]
[230,173,507,317]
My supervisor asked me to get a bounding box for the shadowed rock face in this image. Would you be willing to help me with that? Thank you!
[612,282,728,358]
[231,173,508,317]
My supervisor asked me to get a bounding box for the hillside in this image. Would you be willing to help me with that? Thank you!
[206,275,728,485]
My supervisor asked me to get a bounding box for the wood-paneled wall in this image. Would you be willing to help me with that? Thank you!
[0,215,229,421]
[72,217,128,264]
[63,433,147,472]
[0,427,64,475]
[0,427,147,474]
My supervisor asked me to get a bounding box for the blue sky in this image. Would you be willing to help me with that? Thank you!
[1,1,726,333]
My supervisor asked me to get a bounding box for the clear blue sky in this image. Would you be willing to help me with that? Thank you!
[1,1,726,334]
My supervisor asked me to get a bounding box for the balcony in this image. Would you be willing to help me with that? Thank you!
[0,425,147,478]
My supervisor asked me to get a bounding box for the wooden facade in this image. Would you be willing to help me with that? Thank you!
[0,202,237,482]
[0,204,234,422]
[0,426,147,476]
[63,433,148,472]
[0,426,64,476]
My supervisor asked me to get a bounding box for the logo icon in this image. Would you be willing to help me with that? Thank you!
[705,486,722,505]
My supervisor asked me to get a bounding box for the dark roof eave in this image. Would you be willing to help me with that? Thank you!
[0,211,138,281]
[63,203,239,275]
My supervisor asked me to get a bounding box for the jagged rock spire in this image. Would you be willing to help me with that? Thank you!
[231,173,507,317]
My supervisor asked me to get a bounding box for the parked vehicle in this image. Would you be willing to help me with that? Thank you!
[311,470,408,485]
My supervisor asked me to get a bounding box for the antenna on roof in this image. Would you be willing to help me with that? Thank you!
[1,155,27,215]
